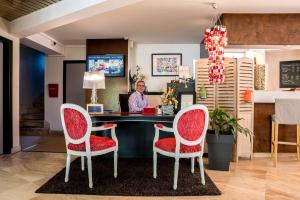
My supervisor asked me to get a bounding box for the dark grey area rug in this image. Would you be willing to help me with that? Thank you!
[36,157,221,196]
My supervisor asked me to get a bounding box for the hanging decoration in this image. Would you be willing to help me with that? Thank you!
[203,3,228,84]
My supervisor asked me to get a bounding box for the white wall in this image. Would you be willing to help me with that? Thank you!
[265,49,300,91]
[245,50,265,65]
[44,46,86,131]
[133,43,200,91]
[0,17,20,153]
[45,55,64,131]
[64,45,86,60]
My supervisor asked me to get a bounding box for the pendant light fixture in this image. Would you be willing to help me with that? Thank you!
[204,3,228,84]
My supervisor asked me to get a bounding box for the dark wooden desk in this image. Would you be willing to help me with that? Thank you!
[91,113,175,158]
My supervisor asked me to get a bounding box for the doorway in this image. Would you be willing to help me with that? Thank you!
[0,36,13,154]
[19,44,46,151]
[0,42,3,154]
[63,60,86,107]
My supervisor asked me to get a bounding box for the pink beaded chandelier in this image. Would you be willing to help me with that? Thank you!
[203,3,228,84]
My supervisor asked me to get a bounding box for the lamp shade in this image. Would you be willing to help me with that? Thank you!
[178,66,191,79]
[83,71,105,89]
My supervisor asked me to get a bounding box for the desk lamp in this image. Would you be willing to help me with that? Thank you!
[83,71,105,104]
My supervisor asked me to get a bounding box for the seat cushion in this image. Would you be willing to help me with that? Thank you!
[155,137,201,153]
[68,136,116,152]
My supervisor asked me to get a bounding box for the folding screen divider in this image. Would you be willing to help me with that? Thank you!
[195,57,254,161]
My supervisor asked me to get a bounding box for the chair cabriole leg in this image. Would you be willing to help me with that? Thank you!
[271,121,275,158]
[65,154,71,182]
[199,156,205,185]
[114,150,118,178]
[153,151,157,178]
[191,157,195,173]
[273,123,279,167]
[173,157,179,190]
[87,156,93,188]
[81,156,85,171]
[297,125,300,161]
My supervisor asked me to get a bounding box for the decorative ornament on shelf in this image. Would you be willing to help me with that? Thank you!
[129,65,145,92]
[243,88,253,102]
[199,84,207,99]
[254,64,267,90]
[178,66,192,88]
[161,87,178,115]
[203,3,228,84]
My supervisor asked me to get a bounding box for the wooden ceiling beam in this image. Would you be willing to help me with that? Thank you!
[222,14,300,45]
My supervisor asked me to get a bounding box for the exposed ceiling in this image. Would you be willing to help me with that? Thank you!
[0,0,61,21]
[22,0,300,44]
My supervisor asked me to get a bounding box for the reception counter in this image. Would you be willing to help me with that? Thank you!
[91,113,175,158]
[254,91,300,153]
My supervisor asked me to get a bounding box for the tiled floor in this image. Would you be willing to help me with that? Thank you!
[0,152,299,200]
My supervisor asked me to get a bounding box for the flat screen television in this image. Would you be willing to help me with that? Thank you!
[87,54,125,77]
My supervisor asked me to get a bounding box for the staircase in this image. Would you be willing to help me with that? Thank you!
[20,94,50,136]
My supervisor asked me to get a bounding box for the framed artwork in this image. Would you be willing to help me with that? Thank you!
[178,91,196,110]
[151,53,182,76]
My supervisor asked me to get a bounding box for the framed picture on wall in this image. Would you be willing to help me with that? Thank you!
[178,91,196,110]
[151,53,182,76]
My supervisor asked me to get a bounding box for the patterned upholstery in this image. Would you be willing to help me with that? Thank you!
[64,108,88,140]
[155,137,201,153]
[104,123,114,128]
[177,110,205,141]
[155,123,164,128]
[68,135,116,151]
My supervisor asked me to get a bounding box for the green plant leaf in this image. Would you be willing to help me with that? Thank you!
[209,107,253,141]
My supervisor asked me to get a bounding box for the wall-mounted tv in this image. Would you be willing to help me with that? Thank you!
[87,54,125,77]
[280,60,300,88]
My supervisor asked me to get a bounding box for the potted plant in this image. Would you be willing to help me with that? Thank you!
[206,107,252,171]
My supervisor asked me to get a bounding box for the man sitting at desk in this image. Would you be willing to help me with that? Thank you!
[128,80,148,112]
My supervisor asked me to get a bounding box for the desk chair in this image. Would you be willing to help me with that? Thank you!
[60,103,118,188]
[119,94,130,112]
[271,99,300,167]
[153,104,209,190]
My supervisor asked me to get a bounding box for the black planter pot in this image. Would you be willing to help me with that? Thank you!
[206,131,234,171]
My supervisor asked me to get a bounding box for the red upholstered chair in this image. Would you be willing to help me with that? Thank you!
[153,104,209,190]
[60,103,118,188]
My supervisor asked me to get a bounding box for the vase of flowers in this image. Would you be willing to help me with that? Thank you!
[161,87,178,115]
[129,65,145,92]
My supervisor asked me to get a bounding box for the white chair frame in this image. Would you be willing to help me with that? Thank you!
[60,103,118,188]
[153,104,209,190]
